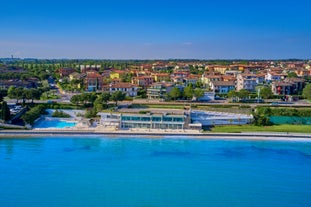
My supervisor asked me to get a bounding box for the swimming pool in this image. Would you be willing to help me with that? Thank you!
[34,118,77,128]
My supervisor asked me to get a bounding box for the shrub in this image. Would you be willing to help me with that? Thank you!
[51,110,71,118]
[22,105,47,125]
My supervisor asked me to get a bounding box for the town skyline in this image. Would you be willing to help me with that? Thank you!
[1,0,311,59]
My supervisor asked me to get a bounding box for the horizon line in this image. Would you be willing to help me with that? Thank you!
[1,57,310,61]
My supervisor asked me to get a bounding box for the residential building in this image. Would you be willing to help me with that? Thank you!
[0,79,37,89]
[109,82,138,97]
[147,82,173,99]
[171,71,190,83]
[236,74,258,92]
[265,71,284,83]
[69,72,86,81]
[131,76,153,87]
[225,70,241,77]
[152,73,170,82]
[58,68,75,77]
[85,71,103,91]
[109,69,127,80]
[213,66,228,74]
[111,78,121,85]
[79,65,101,73]
[271,77,305,95]
[184,74,200,85]
[271,82,293,95]
[210,81,235,94]
[201,73,222,86]
[294,69,309,77]
[285,78,305,94]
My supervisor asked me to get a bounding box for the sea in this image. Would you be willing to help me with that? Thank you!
[0,136,311,207]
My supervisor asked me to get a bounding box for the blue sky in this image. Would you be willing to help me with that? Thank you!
[1,0,311,59]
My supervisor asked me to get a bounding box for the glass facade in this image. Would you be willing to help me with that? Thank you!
[120,114,185,129]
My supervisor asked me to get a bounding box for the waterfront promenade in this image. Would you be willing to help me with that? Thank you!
[1,129,311,140]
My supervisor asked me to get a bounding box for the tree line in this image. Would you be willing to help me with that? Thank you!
[166,84,205,101]
[7,87,45,104]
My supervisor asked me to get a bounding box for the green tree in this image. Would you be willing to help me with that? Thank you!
[287,72,298,78]
[302,84,311,100]
[8,87,25,104]
[101,92,111,104]
[1,101,11,122]
[8,86,17,101]
[252,112,272,126]
[110,91,126,106]
[25,88,41,103]
[79,93,97,106]
[22,105,47,125]
[137,88,147,98]
[195,81,203,88]
[193,88,204,100]
[228,90,238,100]
[94,94,110,112]
[227,90,237,97]
[0,89,7,102]
[260,87,273,99]
[94,96,104,112]
[237,89,250,99]
[70,94,81,105]
[16,87,25,104]
[169,87,182,101]
[183,85,194,100]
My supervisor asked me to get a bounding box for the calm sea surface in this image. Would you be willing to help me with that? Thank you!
[1,136,311,207]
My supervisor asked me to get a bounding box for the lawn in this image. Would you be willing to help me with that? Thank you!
[209,124,311,133]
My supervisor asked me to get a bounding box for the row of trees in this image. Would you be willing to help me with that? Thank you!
[8,87,44,104]
[256,107,311,117]
[167,84,204,101]
[227,87,273,101]
[70,91,126,118]
[70,91,126,108]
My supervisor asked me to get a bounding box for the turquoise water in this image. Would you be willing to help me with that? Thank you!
[1,137,311,207]
[34,119,77,128]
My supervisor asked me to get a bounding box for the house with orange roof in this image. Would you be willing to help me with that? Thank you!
[85,71,103,91]
[58,68,75,77]
[184,74,200,85]
[213,65,228,74]
[109,82,138,97]
[222,75,237,82]
[131,76,153,87]
[152,73,170,82]
[171,71,190,83]
[201,73,222,86]
[294,69,309,77]
[110,69,127,80]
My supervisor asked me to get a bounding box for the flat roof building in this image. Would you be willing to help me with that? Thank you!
[98,112,186,130]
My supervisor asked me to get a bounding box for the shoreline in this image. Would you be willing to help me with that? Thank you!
[1,129,311,141]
